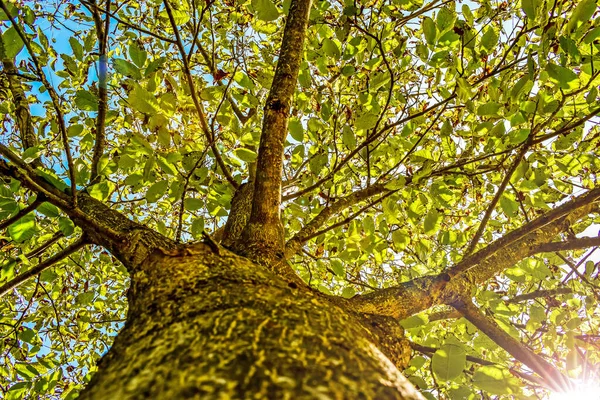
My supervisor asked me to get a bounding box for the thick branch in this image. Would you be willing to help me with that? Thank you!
[236,0,312,263]
[350,187,600,318]
[427,308,462,322]
[0,236,88,297]
[452,298,573,392]
[0,0,77,203]
[0,148,175,269]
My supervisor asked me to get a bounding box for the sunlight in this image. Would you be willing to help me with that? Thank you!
[548,384,600,400]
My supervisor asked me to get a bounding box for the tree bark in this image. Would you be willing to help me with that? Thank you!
[78,243,423,399]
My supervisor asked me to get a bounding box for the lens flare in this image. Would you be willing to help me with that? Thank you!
[548,383,600,400]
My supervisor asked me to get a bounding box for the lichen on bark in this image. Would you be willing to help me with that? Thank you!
[79,243,423,400]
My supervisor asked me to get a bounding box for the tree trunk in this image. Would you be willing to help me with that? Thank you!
[78,243,423,399]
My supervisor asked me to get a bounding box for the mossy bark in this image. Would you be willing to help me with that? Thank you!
[78,243,422,399]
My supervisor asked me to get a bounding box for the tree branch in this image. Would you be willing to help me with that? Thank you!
[285,182,393,257]
[507,288,574,304]
[452,298,573,392]
[0,39,41,167]
[79,0,176,44]
[465,144,530,255]
[235,0,313,262]
[350,187,600,319]
[530,235,600,255]
[162,0,238,189]
[0,0,77,204]
[0,236,88,297]
[195,42,255,125]
[25,231,64,259]
[88,0,110,182]
[0,197,43,231]
[283,96,454,201]
[410,342,496,366]
[0,146,175,270]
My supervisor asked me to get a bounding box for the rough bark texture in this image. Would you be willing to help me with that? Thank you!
[79,243,423,400]
[238,0,313,265]
[221,182,254,247]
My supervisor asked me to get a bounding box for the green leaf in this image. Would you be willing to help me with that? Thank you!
[422,17,437,45]
[566,0,597,33]
[184,198,203,211]
[331,259,345,277]
[234,148,258,162]
[545,63,578,89]
[586,86,598,104]
[113,59,142,80]
[191,217,205,239]
[500,195,519,217]
[400,314,428,329]
[432,344,466,381]
[128,84,160,115]
[583,26,600,44]
[289,119,304,142]
[156,156,178,176]
[87,181,114,201]
[423,210,442,234]
[146,180,169,203]
[0,2,18,21]
[436,7,455,33]
[355,112,379,131]
[124,173,143,186]
[0,198,18,219]
[472,366,511,394]
[521,0,539,20]
[8,213,36,243]
[67,124,84,137]
[342,126,356,149]
[75,291,95,305]
[75,90,99,112]
[392,230,410,250]
[480,27,498,52]
[1,27,24,59]
[69,37,83,60]
[129,43,147,67]
[477,102,501,116]
[322,38,341,59]
[58,217,75,236]
[341,287,356,298]
[158,9,190,25]
[252,0,279,21]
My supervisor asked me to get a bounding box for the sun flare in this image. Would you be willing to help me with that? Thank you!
[548,384,600,400]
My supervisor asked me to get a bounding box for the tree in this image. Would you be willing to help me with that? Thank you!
[0,0,599,397]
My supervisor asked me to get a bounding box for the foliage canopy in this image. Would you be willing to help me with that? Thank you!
[0,0,599,398]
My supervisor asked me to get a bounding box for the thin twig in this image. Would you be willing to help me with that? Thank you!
[162,0,239,189]
[0,197,43,231]
[79,0,176,43]
[0,236,88,297]
[465,143,530,255]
